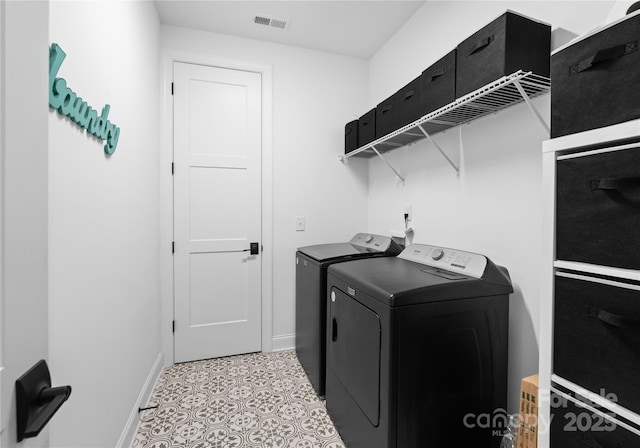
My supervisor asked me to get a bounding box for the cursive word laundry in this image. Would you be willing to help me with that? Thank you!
[49,43,120,155]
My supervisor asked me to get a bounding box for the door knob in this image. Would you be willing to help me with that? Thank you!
[16,360,72,442]
[242,242,260,255]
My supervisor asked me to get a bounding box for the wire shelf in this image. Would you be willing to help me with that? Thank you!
[341,70,550,161]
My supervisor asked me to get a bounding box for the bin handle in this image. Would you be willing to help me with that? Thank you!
[588,307,640,330]
[430,67,447,81]
[572,41,637,75]
[403,90,416,101]
[589,176,640,191]
[467,35,494,56]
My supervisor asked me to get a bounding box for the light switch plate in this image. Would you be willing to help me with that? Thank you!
[296,216,305,231]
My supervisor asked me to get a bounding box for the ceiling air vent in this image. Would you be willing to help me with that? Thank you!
[253,15,290,30]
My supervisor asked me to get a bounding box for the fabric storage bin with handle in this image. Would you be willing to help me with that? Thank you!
[345,119,359,154]
[553,272,640,415]
[358,108,376,147]
[555,145,640,270]
[375,95,395,139]
[550,391,639,447]
[388,75,425,146]
[393,75,422,131]
[376,76,423,140]
[456,10,551,98]
[420,49,456,135]
[551,10,640,138]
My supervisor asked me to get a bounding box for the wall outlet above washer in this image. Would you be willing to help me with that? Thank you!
[404,205,412,222]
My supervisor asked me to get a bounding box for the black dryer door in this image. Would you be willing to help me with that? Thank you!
[328,287,381,426]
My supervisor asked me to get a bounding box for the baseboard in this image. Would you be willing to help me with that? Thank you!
[116,352,164,448]
[271,333,295,352]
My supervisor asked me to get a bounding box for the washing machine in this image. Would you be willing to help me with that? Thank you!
[325,243,513,448]
[296,233,401,397]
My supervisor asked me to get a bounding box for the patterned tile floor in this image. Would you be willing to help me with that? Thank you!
[133,350,346,448]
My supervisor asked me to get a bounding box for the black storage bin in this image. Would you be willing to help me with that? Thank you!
[553,273,640,415]
[419,50,457,136]
[393,75,423,130]
[345,119,359,154]
[550,392,638,448]
[358,108,376,147]
[376,94,396,139]
[456,11,551,98]
[421,49,457,115]
[551,12,640,138]
[376,76,424,140]
[556,146,640,270]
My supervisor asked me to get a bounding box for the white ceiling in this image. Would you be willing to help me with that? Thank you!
[155,1,426,59]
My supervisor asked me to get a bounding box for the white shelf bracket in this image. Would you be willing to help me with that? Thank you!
[417,125,460,177]
[513,79,550,135]
[371,145,405,183]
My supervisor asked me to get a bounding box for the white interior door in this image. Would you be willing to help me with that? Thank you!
[173,62,262,363]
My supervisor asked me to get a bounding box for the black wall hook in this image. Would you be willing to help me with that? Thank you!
[15,360,72,442]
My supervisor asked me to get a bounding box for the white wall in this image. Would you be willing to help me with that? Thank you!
[160,26,370,346]
[48,2,161,446]
[1,1,50,447]
[366,1,615,412]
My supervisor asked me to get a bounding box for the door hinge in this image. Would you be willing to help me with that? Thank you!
[172,320,175,333]
[171,82,174,95]
[172,241,175,254]
[171,162,174,175]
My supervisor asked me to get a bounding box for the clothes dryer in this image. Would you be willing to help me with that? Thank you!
[296,233,401,396]
[326,244,513,448]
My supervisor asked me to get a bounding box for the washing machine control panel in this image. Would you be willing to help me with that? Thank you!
[397,244,488,279]
[350,233,394,251]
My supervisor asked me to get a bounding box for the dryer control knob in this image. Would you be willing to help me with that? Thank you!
[365,234,373,243]
[432,249,445,261]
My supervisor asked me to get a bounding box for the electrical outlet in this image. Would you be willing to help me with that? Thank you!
[296,216,305,231]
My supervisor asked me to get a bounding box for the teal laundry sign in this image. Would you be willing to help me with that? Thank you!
[49,43,120,155]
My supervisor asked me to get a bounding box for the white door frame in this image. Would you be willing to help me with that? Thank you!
[160,50,273,367]
[0,1,4,438]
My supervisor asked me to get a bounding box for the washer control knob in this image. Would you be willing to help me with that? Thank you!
[365,234,373,243]
[432,249,445,261]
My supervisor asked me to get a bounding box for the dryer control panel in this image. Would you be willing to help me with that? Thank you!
[397,244,488,279]
[349,233,396,252]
